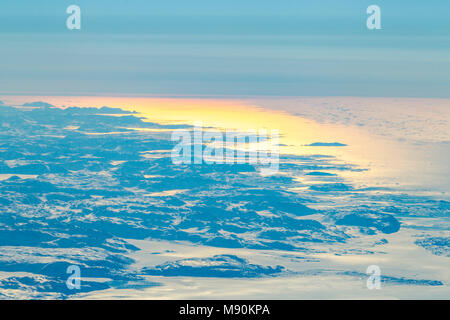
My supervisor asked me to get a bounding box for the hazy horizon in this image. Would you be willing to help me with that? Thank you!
[1,0,449,98]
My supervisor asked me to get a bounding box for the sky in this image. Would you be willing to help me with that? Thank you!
[0,0,449,97]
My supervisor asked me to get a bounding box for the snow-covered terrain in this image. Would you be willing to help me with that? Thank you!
[0,98,448,299]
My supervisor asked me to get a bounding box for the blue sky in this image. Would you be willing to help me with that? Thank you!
[0,0,449,97]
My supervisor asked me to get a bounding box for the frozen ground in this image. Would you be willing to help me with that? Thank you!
[0,97,448,299]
